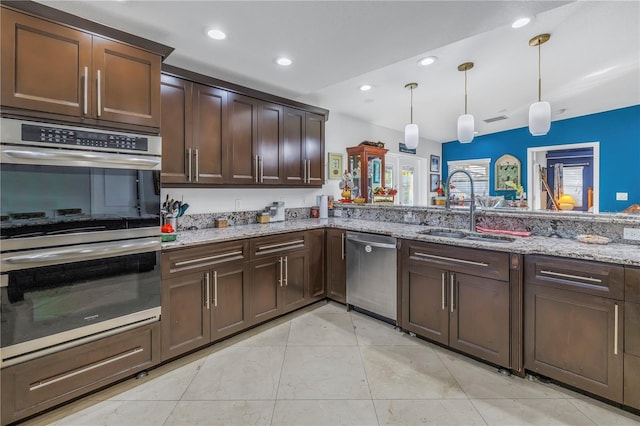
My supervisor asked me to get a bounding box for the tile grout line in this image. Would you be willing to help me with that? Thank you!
[270,319,293,425]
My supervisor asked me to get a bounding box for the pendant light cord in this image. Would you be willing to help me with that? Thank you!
[464,69,468,114]
[410,86,414,124]
[538,41,542,102]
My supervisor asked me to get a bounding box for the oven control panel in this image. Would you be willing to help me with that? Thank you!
[21,124,149,152]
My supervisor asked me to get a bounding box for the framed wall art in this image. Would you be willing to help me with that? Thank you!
[430,174,440,192]
[495,154,521,190]
[328,152,343,180]
[430,155,440,173]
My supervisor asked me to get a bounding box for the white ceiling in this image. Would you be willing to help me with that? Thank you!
[38,1,640,143]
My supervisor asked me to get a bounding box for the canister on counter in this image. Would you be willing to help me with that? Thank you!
[214,217,228,228]
[310,206,320,218]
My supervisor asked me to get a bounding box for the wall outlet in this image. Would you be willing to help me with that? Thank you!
[235,199,241,210]
[623,228,640,241]
[616,192,628,201]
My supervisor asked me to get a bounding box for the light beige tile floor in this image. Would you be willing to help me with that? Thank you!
[26,301,640,426]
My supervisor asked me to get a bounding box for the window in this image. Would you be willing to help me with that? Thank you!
[446,158,491,199]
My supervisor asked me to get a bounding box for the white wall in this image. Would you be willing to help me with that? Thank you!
[162,112,441,214]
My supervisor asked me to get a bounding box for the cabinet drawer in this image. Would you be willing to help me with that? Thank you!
[525,255,624,300]
[626,266,640,303]
[251,231,307,258]
[1,322,160,425]
[405,240,509,281]
[162,240,249,278]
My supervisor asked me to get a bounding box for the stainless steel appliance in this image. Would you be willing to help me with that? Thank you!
[0,118,162,367]
[346,231,398,323]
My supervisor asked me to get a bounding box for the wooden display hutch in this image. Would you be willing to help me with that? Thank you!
[347,145,388,203]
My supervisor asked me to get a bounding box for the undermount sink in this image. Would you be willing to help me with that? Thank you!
[417,229,466,239]
[418,228,515,243]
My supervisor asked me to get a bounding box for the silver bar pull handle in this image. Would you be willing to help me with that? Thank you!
[614,304,619,355]
[260,156,264,182]
[303,160,307,183]
[540,270,602,284]
[414,252,489,267]
[29,347,143,391]
[306,159,311,182]
[97,69,101,117]
[284,256,288,286]
[213,271,218,308]
[83,66,88,115]
[205,272,210,310]
[257,240,305,252]
[174,250,244,267]
[450,273,455,313]
[255,156,259,183]
[2,148,160,169]
[441,272,446,310]
[279,257,283,287]
[341,232,345,260]
[195,148,199,182]
[187,148,192,182]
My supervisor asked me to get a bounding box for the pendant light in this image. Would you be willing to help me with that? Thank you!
[404,82,419,149]
[529,33,551,136]
[457,62,474,143]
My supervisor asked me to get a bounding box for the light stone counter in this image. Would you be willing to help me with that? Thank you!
[162,218,640,267]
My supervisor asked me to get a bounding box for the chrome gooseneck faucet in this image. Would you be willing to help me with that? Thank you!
[445,169,476,231]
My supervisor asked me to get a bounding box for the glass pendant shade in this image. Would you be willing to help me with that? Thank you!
[404,123,419,149]
[457,114,474,143]
[529,101,551,136]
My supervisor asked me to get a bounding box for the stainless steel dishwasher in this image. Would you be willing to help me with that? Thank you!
[346,231,398,323]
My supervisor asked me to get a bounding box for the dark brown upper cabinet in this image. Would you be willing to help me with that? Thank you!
[161,65,328,188]
[161,74,227,184]
[1,5,169,133]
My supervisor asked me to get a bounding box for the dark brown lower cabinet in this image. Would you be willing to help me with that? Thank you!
[161,241,250,361]
[400,240,512,368]
[524,255,625,403]
[326,228,346,303]
[624,266,640,409]
[1,323,160,426]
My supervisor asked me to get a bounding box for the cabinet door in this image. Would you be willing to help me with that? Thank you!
[193,83,227,184]
[161,75,192,184]
[401,262,449,345]
[283,107,306,185]
[258,102,284,184]
[92,37,161,128]
[210,262,249,341]
[326,229,346,303]
[307,229,326,301]
[162,271,210,361]
[282,250,308,313]
[1,8,92,117]
[525,284,624,403]
[305,112,325,185]
[449,273,510,367]
[248,255,282,323]
[227,93,258,184]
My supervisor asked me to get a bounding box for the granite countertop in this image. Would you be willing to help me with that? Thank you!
[162,218,640,267]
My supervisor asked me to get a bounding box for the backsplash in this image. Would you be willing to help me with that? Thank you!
[175,207,312,230]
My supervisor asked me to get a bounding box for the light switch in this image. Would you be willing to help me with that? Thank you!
[616,192,628,201]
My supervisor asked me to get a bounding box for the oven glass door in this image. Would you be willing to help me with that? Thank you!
[0,161,160,241]
[1,242,160,359]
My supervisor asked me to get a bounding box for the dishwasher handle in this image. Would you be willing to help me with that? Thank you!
[346,234,396,249]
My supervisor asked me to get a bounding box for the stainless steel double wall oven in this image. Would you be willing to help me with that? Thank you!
[0,118,162,367]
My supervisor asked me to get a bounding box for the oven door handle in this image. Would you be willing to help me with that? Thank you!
[1,148,161,170]
[1,238,160,271]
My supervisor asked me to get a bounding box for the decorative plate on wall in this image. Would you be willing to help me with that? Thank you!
[495,154,521,191]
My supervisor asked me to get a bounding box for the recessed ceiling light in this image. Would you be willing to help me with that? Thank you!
[417,56,437,66]
[359,84,372,91]
[207,29,226,40]
[512,17,530,28]
[275,57,292,66]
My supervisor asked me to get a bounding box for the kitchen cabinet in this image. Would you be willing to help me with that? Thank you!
[283,108,325,186]
[624,266,640,409]
[161,74,227,184]
[524,255,624,403]
[227,92,259,184]
[248,230,324,323]
[326,228,347,303]
[161,240,249,361]
[1,322,160,426]
[400,240,511,368]
[1,7,164,132]
[347,145,388,202]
